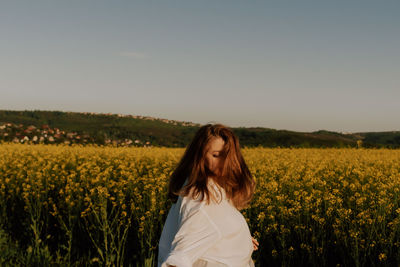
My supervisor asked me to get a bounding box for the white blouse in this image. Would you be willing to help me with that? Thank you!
[158,178,255,267]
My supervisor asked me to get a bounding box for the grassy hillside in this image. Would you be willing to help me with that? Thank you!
[1,109,399,148]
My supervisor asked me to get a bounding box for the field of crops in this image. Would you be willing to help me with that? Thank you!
[0,143,399,266]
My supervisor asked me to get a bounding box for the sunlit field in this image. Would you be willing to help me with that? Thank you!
[1,143,399,266]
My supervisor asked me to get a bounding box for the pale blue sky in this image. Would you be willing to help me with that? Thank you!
[1,0,399,132]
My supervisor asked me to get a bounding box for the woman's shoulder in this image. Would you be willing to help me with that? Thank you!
[179,179,225,215]
[179,187,206,217]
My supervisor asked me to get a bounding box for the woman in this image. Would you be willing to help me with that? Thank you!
[158,123,259,267]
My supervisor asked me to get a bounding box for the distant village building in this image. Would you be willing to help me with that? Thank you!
[27,125,37,131]
[125,139,133,145]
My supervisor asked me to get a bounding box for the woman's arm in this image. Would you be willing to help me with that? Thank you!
[161,207,222,267]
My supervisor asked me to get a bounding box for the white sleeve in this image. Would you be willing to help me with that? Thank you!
[161,204,222,267]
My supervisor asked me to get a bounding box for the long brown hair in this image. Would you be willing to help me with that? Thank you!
[167,123,255,210]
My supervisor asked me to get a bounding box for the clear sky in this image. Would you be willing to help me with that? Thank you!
[1,0,399,133]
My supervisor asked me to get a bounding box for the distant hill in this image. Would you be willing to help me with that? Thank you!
[0,109,399,148]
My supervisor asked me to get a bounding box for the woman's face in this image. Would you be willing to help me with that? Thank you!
[205,137,225,176]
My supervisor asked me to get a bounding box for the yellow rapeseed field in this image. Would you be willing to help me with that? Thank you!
[0,143,399,267]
